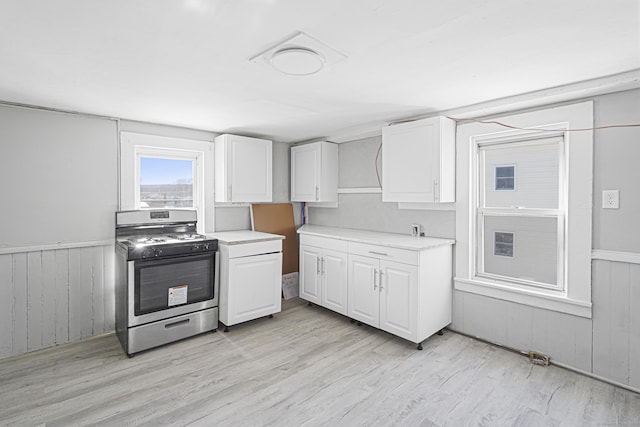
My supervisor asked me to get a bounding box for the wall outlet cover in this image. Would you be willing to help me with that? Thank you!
[602,190,619,209]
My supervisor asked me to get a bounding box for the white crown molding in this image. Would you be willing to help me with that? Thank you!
[325,69,640,143]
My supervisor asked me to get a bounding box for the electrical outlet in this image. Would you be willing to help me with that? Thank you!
[602,190,619,209]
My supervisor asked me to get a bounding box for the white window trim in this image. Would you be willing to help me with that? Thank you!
[477,136,565,292]
[120,132,215,233]
[455,101,593,318]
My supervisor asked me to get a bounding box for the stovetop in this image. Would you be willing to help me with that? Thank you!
[115,209,218,260]
[121,233,209,247]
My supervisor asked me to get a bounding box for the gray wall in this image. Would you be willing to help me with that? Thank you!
[309,136,456,239]
[0,105,293,360]
[308,89,640,391]
[451,89,640,391]
[592,89,640,252]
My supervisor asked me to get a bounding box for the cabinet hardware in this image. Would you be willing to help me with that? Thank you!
[369,251,389,256]
[228,185,232,200]
[165,319,190,328]
[379,270,384,290]
[321,257,325,275]
[316,257,320,275]
[373,269,378,290]
[315,185,319,201]
[433,179,439,202]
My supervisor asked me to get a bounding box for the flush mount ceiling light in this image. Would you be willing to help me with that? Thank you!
[270,47,325,76]
[249,30,347,76]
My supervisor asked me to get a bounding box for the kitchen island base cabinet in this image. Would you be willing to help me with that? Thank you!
[298,225,454,349]
[213,232,284,331]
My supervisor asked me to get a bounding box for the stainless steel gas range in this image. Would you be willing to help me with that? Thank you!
[115,209,219,357]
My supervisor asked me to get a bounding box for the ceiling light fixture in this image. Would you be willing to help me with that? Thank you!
[248,30,347,77]
[270,47,325,76]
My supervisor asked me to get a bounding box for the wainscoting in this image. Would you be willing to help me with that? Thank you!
[0,244,115,360]
[451,253,640,392]
[592,257,640,389]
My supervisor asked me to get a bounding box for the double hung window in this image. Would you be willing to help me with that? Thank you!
[476,136,565,291]
[120,132,214,233]
[454,102,593,317]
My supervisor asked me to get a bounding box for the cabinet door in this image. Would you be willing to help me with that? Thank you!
[291,143,320,201]
[227,252,282,325]
[379,260,418,342]
[229,136,272,202]
[321,249,348,315]
[382,119,440,203]
[347,254,379,327]
[215,134,272,203]
[299,245,322,304]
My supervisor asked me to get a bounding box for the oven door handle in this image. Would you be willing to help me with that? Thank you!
[215,250,220,296]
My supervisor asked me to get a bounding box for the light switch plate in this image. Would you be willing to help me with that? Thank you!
[602,190,619,209]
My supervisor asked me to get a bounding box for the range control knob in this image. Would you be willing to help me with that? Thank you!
[203,243,210,250]
[154,248,163,257]
[142,249,153,259]
[192,243,201,251]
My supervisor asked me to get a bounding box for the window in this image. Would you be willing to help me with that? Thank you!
[139,157,194,208]
[455,102,593,318]
[477,136,564,291]
[495,165,515,190]
[494,232,514,257]
[120,132,214,233]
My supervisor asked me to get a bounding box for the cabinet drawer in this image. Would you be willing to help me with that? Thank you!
[348,242,418,266]
[225,239,282,258]
[300,234,348,252]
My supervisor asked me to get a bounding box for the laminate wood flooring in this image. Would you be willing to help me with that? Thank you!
[1,298,639,426]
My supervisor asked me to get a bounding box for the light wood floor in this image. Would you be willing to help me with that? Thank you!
[1,298,639,427]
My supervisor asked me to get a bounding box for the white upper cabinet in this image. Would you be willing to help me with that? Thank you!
[382,116,455,203]
[291,141,338,202]
[215,134,272,203]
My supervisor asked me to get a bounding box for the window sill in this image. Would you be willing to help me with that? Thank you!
[454,277,592,318]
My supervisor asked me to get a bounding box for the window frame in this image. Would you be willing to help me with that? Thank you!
[454,102,594,318]
[120,132,214,234]
[476,135,566,292]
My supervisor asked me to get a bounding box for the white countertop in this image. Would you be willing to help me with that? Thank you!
[206,230,285,245]
[297,224,454,251]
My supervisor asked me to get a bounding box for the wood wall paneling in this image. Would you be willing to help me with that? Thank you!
[41,251,57,349]
[54,249,69,345]
[12,253,28,356]
[26,252,43,352]
[630,264,640,389]
[452,290,593,372]
[0,255,12,358]
[0,245,115,360]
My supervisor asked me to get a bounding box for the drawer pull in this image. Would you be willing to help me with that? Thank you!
[369,251,389,256]
[165,319,190,329]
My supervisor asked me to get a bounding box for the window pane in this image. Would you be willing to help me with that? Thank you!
[139,157,193,208]
[480,215,558,286]
[482,141,559,209]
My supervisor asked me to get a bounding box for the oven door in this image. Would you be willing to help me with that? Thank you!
[127,251,219,326]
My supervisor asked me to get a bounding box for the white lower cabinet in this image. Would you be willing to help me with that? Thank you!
[298,225,454,349]
[217,236,283,330]
[348,254,418,343]
[299,235,348,315]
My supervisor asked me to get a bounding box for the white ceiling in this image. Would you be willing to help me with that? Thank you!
[1,0,639,143]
